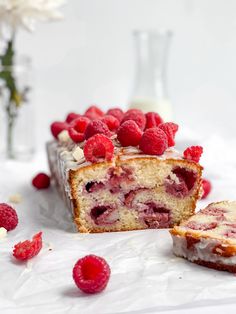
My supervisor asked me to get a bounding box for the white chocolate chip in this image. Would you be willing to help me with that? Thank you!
[9,193,23,204]
[72,146,84,161]
[58,130,71,143]
[0,227,7,239]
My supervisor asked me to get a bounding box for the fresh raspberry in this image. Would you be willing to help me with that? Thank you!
[159,122,179,147]
[68,116,90,143]
[72,254,111,294]
[139,128,168,155]
[0,203,18,231]
[201,179,212,199]
[121,109,146,130]
[84,134,114,163]
[13,232,43,261]
[32,173,50,189]
[84,105,104,120]
[84,120,112,140]
[101,115,120,132]
[183,146,203,163]
[117,120,142,147]
[145,112,163,129]
[50,121,69,139]
[65,112,81,123]
[106,108,124,122]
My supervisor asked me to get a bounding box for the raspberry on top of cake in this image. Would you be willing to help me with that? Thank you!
[47,105,203,233]
[170,201,236,273]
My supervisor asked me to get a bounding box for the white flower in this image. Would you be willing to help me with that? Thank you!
[0,0,65,37]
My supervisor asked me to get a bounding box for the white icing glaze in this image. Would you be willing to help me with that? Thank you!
[172,234,236,266]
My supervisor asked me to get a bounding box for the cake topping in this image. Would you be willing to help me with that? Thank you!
[159,122,179,147]
[13,232,43,261]
[183,145,203,163]
[83,134,114,163]
[58,130,71,143]
[121,108,146,130]
[65,112,81,123]
[32,173,51,189]
[101,115,120,131]
[145,111,163,129]
[117,120,142,147]
[0,203,18,231]
[51,121,69,139]
[72,146,84,161]
[139,127,168,155]
[106,107,124,122]
[84,105,104,120]
[84,119,112,140]
[68,116,90,143]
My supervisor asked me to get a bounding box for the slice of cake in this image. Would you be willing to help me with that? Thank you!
[170,201,236,273]
[47,106,203,233]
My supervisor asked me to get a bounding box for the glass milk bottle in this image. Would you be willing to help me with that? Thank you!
[129,30,173,121]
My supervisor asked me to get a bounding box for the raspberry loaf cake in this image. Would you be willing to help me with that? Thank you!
[170,201,236,273]
[47,106,203,233]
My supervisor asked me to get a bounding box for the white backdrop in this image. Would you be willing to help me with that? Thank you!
[17,0,236,149]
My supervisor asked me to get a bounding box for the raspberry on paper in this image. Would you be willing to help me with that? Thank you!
[13,232,43,261]
[183,146,203,163]
[0,203,18,231]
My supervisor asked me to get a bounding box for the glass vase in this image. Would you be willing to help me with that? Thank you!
[129,30,173,121]
[0,55,34,160]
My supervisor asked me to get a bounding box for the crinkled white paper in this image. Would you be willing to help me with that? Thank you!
[1,135,236,314]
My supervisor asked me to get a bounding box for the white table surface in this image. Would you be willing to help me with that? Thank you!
[1,135,236,314]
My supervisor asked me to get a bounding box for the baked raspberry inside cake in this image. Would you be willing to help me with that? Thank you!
[47,105,203,233]
[170,201,236,273]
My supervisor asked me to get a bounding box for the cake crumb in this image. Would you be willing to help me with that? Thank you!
[72,146,84,161]
[9,193,23,204]
[0,227,7,239]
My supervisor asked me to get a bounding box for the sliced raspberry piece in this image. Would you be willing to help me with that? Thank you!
[159,122,179,147]
[117,120,142,147]
[65,112,81,123]
[186,221,217,231]
[139,127,168,155]
[101,115,120,132]
[84,120,112,140]
[0,203,18,231]
[68,116,90,143]
[73,254,111,294]
[84,134,114,163]
[84,105,104,120]
[201,207,224,216]
[13,232,43,261]
[90,205,118,225]
[50,121,69,139]
[32,173,50,189]
[225,230,236,238]
[183,146,203,163]
[145,112,163,129]
[201,178,212,199]
[106,108,124,122]
[121,109,146,130]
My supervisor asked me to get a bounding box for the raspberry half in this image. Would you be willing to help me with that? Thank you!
[106,108,124,122]
[72,254,111,294]
[84,134,114,163]
[32,173,50,189]
[84,105,104,120]
[101,115,120,132]
[68,116,90,143]
[145,112,163,129]
[0,203,18,231]
[50,121,69,139]
[201,178,212,199]
[84,120,112,140]
[117,120,142,147]
[159,122,179,147]
[121,109,146,130]
[13,232,43,261]
[139,128,168,155]
[65,112,81,123]
[183,146,203,163]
